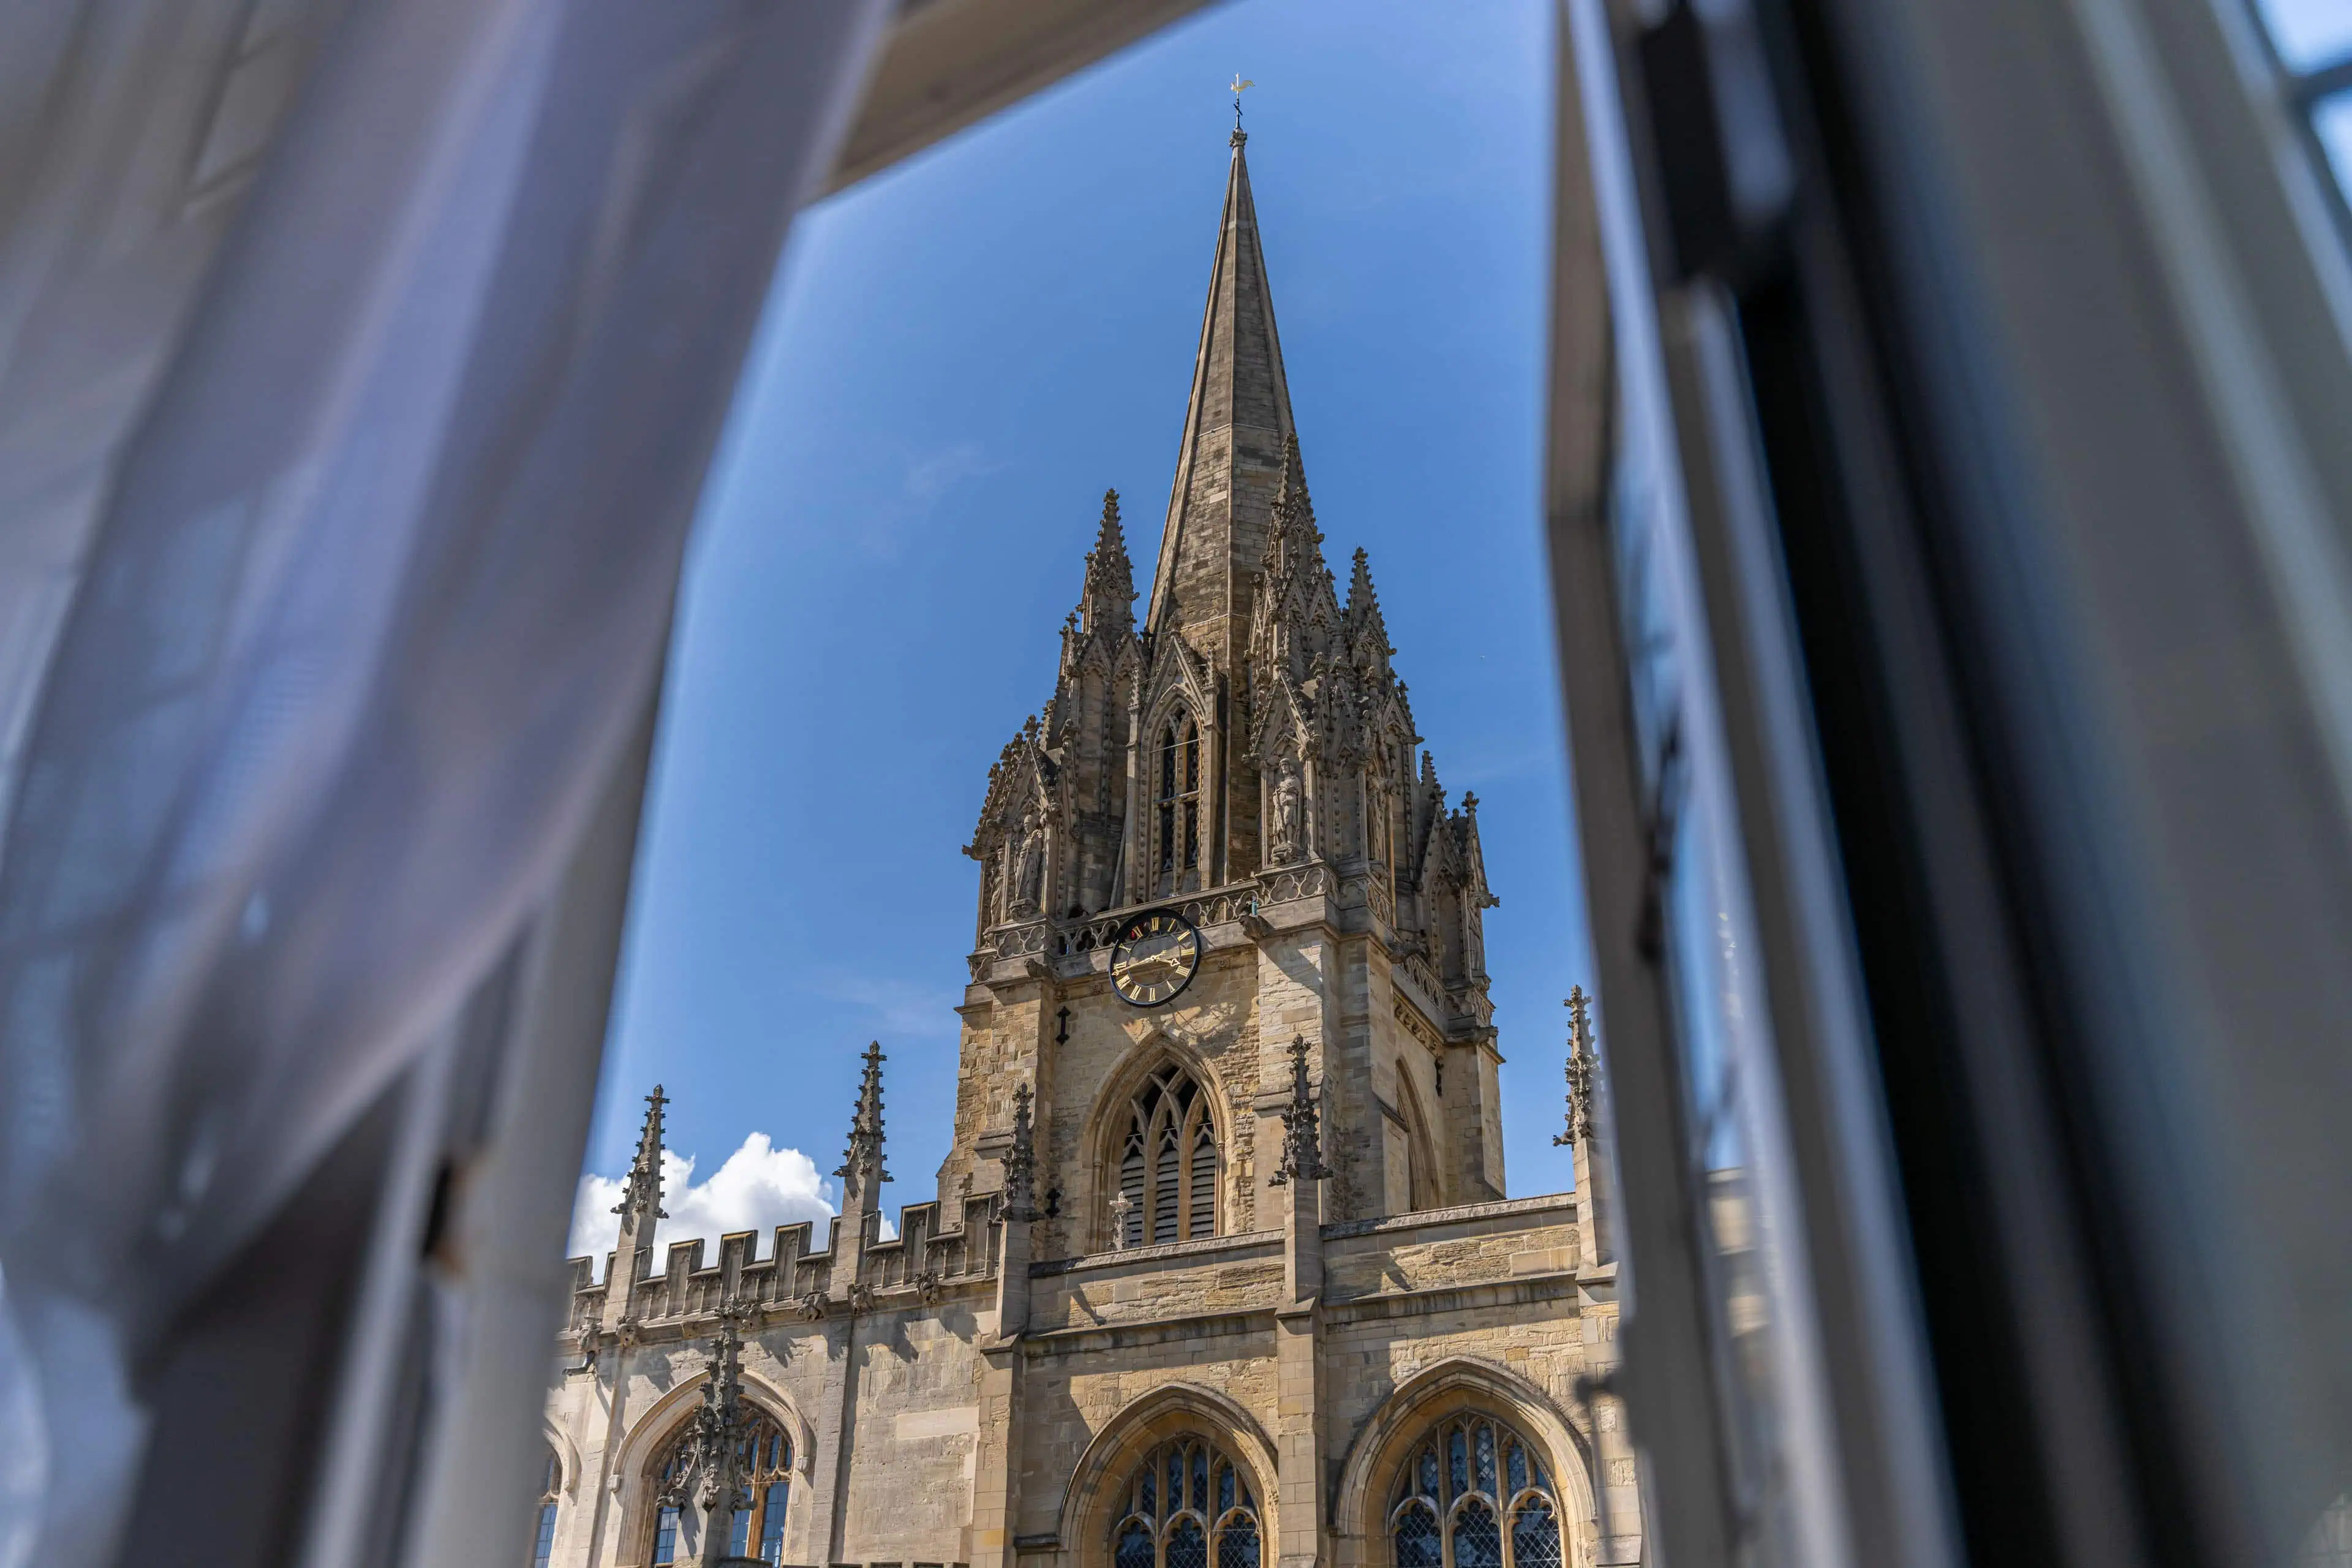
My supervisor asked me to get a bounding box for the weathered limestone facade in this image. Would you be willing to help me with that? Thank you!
[537,133,1642,1568]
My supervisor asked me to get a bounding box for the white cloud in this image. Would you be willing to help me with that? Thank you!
[569,1134,839,1274]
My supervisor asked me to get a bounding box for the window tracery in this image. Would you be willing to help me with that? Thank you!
[1155,709,1203,894]
[1109,1437,1262,1568]
[649,1400,794,1566]
[1387,1415,1562,1568]
[1114,1063,1220,1247]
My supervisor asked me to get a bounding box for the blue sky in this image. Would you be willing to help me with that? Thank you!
[571,0,1590,1261]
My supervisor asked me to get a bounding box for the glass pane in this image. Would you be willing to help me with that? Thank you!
[732,1505,753,1556]
[655,1506,680,1566]
[1117,1520,1157,1568]
[1447,1428,1469,1499]
[1193,1446,1210,1511]
[1168,1450,1186,1515]
[2318,93,2352,202]
[1452,1499,1502,1568]
[763,1482,790,1562]
[1216,1516,1261,1568]
[1168,1518,1209,1568]
[1474,1423,1498,1497]
[533,1501,559,1568]
[2255,0,2352,70]
[1510,1498,1564,1568]
[1219,1464,1236,1515]
[1393,1502,1443,1568]
[1140,1463,1156,1521]
[1507,1441,1529,1498]
[1418,1446,1441,1502]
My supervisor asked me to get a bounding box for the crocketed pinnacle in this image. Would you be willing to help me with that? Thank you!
[837,1042,891,1186]
[1264,434,1322,576]
[1077,489,1136,639]
[1344,546,1391,664]
[613,1084,669,1221]
[1556,987,1597,1147]
[1001,1082,1040,1222]
[1268,1036,1332,1186]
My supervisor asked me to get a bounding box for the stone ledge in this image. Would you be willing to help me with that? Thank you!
[1319,1191,1575,1242]
[1020,1305,1277,1357]
[1030,1229,1282,1277]
[1324,1270,1585,1323]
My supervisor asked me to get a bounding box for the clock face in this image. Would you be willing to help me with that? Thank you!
[1109,910,1203,1007]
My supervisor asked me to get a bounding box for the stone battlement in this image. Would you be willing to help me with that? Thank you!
[563,1191,1005,1335]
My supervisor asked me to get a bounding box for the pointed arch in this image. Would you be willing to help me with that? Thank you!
[608,1362,818,1567]
[541,1415,584,1498]
[1150,703,1205,896]
[1331,1357,1599,1568]
[1393,1069,1443,1213]
[1084,1038,1234,1251]
[1057,1382,1282,1568]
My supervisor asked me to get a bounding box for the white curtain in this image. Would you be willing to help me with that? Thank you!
[0,1,890,1562]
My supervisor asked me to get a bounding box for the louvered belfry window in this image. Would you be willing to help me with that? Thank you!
[1155,710,1202,895]
[1115,1063,1219,1247]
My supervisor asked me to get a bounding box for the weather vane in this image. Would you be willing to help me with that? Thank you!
[1230,74,1254,132]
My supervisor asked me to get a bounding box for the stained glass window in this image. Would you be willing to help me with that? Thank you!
[1393,1501,1443,1568]
[1386,1415,1561,1568]
[1109,1438,1262,1568]
[1510,1497,1564,1568]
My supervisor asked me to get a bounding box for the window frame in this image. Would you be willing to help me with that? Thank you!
[1381,1414,1562,1568]
[1107,1436,1264,1568]
[1112,1061,1222,1248]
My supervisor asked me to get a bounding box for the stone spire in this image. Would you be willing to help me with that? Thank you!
[1144,126,1298,669]
[1076,489,1136,641]
[837,1042,891,1208]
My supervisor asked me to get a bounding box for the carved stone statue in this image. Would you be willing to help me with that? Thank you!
[1269,761,1304,864]
[1012,807,1046,914]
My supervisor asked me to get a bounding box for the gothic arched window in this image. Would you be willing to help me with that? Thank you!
[1155,709,1203,894]
[649,1401,794,1566]
[1387,1415,1562,1568]
[1110,1437,1262,1568]
[1115,1063,1219,1247]
[531,1446,561,1567]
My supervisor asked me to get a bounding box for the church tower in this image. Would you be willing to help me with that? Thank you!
[946,123,1504,1248]
[543,130,1636,1568]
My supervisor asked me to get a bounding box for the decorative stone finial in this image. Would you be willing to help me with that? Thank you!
[1555,987,1596,1146]
[613,1084,669,1220]
[837,1042,891,1185]
[1268,1035,1332,1186]
[662,1300,752,1520]
[1002,1082,1041,1223]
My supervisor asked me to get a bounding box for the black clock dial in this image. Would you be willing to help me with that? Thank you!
[1109,910,1202,1006]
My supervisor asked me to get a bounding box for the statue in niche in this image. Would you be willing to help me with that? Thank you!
[1269,760,1305,865]
[1011,807,1046,914]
